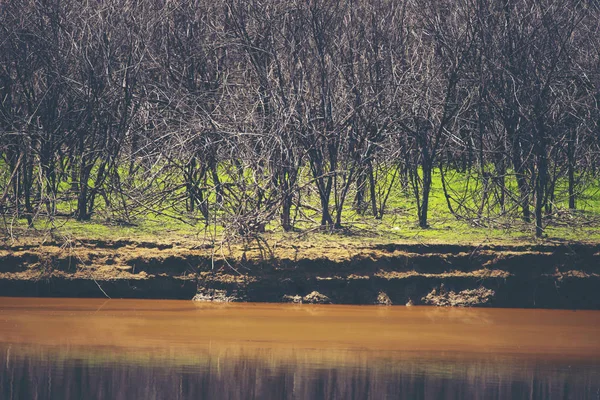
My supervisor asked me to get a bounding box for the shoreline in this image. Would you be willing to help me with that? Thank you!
[1,238,599,309]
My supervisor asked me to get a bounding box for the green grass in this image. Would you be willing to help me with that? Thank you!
[3,164,600,246]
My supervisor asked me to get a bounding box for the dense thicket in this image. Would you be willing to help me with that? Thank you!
[1,0,599,237]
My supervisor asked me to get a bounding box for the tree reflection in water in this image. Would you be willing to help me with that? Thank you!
[1,345,599,400]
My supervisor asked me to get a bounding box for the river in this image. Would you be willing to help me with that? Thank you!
[0,297,599,399]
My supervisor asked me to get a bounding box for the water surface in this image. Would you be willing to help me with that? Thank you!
[1,298,599,399]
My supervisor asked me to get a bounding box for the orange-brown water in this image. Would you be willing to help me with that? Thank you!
[1,297,600,399]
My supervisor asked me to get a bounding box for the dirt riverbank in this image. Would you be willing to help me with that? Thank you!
[1,238,599,308]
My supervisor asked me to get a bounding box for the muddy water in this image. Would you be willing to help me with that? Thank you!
[0,298,599,399]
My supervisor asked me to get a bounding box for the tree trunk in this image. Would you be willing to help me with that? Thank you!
[419,164,432,228]
[511,138,531,223]
[76,163,92,221]
[22,151,34,227]
[567,136,576,209]
[320,196,333,227]
[210,163,223,205]
[281,193,293,231]
[368,164,378,218]
[353,170,366,214]
[534,122,548,238]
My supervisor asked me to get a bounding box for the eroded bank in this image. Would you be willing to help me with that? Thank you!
[1,240,599,308]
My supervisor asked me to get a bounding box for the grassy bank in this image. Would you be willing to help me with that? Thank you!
[4,165,600,249]
[2,168,600,307]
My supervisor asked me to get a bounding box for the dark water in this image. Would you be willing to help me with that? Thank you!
[1,298,599,399]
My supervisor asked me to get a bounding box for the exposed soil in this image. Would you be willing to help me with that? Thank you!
[422,286,496,307]
[1,238,600,308]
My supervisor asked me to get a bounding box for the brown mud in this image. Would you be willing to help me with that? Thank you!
[1,239,600,308]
